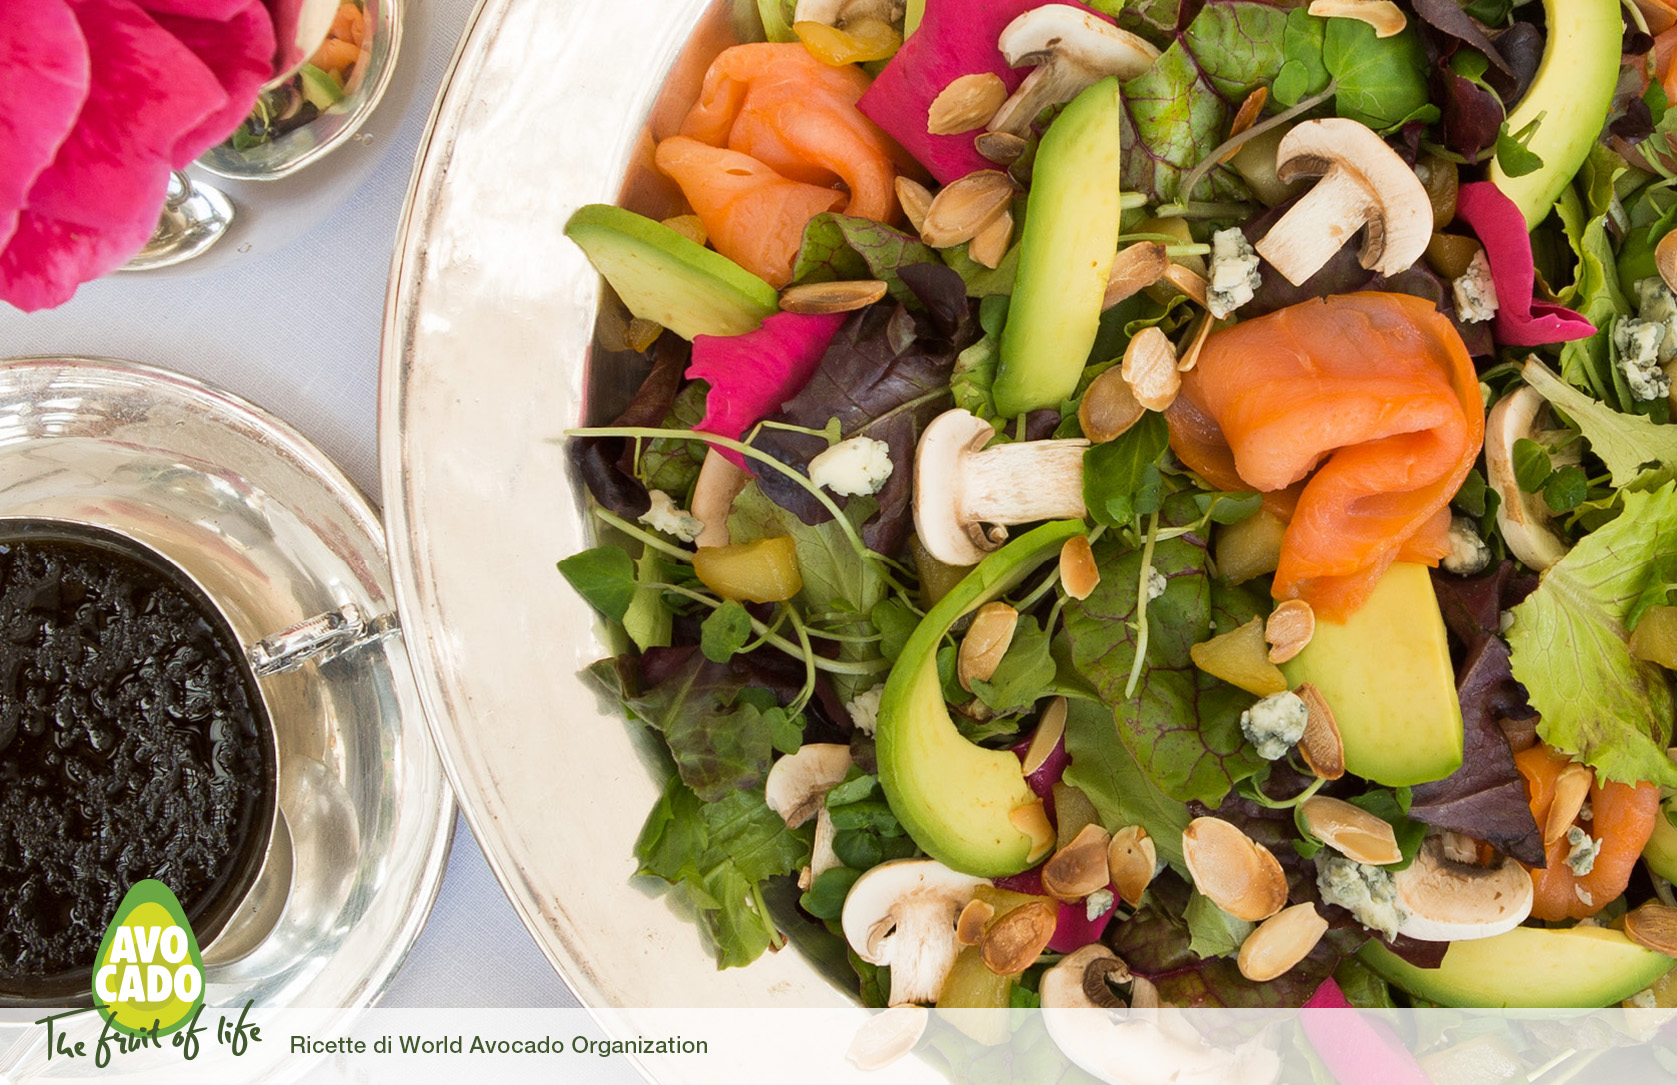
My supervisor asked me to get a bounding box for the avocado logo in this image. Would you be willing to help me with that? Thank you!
[91,880,205,1038]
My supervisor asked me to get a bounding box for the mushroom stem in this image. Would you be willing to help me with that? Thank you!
[987,63,1091,138]
[885,902,967,1005]
[963,440,1089,523]
[1253,172,1370,286]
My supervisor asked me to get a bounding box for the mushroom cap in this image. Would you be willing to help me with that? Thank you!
[1485,385,1572,570]
[794,0,899,25]
[913,408,998,567]
[1393,835,1534,942]
[1273,118,1432,276]
[839,857,987,965]
[997,4,1160,77]
[764,742,854,828]
[1039,944,1126,1009]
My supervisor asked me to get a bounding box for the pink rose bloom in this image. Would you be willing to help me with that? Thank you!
[0,0,297,311]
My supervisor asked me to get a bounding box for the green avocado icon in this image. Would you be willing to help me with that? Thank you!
[91,879,206,1037]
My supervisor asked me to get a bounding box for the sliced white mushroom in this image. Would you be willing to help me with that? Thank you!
[846,1005,929,1070]
[764,743,853,828]
[987,5,1160,137]
[691,448,750,549]
[1392,834,1534,942]
[1484,386,1572,571]
[913,408,1088,566]
[794,0,902,26]
[840,858,987,1006]
[1254,118,1432,286]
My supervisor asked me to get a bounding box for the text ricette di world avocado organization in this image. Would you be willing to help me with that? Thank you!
[290,1033,709,1057]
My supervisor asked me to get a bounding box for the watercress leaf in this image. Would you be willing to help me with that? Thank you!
[1524,360,1677,488]
[1494,118,1545,178]
[1084,411,1171,529]
[1194,491,1263,524]
[1453,469,1489,518]
[700,600,755,663]
[942,240,1021,297]
[1184,890,1254,959]
[1322,19,1434,131]
[829,799,902,833]
[826,770,882,808]
[765,707,804,756]
[870,597,919,664]
[623,548,673,652]
[1509,484,1677,786]
[950,333,1000,422]
[799,866,861,919]
[1279,9,1330,100]
[832,829,884,870]
[1271,59,1311,107]
[978,295,1009,339]
[1511,436,1552,492]
[558,546,638,622]
[790,213,940,304]
[1543,464,1589,512]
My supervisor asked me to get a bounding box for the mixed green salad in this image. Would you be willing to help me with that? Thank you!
[557,0,1677,1020]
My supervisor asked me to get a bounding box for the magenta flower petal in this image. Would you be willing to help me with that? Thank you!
[1301,981,1433,1085]
[0,212,145,312]
[0,0,89,251]
[135,0,259,16]
[1046,893,1115,952]
[147,3,277,165]
[1455,181,1595,347]
[687,311,848,470]
[859,0,1112,185]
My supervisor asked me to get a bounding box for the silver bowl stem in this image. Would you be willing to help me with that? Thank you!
[121,171,234,272]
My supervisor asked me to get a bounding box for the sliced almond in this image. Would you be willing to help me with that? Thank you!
[1042,823,1114,901]
[625,317,663,353]
[780,279,889,315]
[1009,800,1056,863]
[661,213,707,246]
[1102,242,1170,310]
[1176,312,1215,373]
[1658,230,1677,296]
[1108,825,1157,905]
[956,898,996,946]
[1299,795,1402,866]
[1307,0,1407,37]
[1219,87,1269,163]
[1544,763,1594,846]
[1129,975,1161,1009]
[1295,681,1345,780]
[1237,902,1328,982]
[1060,536,1101,600]
[920,170,1015,249]
[895,176,934,234]
[1624,902,1677,957]
[1078,365,1146,443]
[1023,696,1068,775]
[980,899,1058,975]
[1161,262,1209,308]
[1121,327,1181,412]
[968,207,1014,270]
[975,130,1027,165]
[1265,599,1315,664]
[928,72,1009,135]
[846,1005,929,1071]
[958,601,1018,691]
[1181,816,1288,921]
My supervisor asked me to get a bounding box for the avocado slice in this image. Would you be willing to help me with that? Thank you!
[1643,798,1677,882]
[298,63,343,111]
[1359,925,1676,1007]
[1282,563,1462,786]
[992,78,1125,418]
[1488,0,1621,228]
[876,519,1084,877]
[564,204,780,340]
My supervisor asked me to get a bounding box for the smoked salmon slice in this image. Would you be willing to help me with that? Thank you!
[657,42,902,287]
[1515,744,1661,920]
[1166,292,1483,621]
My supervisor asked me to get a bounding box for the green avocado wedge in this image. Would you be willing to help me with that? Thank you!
[992,78,1125,418]
[1643,798,1677,881]
[564,204,780,340]
[876,520,1085,877]
[1488,0,1622,228]
[1359,925,1676,1007]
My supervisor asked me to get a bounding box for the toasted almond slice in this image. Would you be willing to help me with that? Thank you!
[1299,795,1403,866]
[1023,696,1068,775]
[1176,312,1216,373]
[958,601,1018,691]
[1102,242,1170,310]
[1042,823,1114,901]
[661,213,707,246]
[1220,87,1269,164]
[780,280,889,315]
[1624,902,1677,957]
[1181,816,1289,921]
[929,72,1010,135]
[975,130,1027,165]
[956,898,996,946]
[1545,763,1594,846]
[1129,975,1161,1009]
[968,207,1014,269]
[1121,327,1182,411]
[1162,262,1209,308]
[1060,536,1101,600]
[896,176,934,234]
[1108,825,1157,905]
[1295,682,1345,780]
[847,1005,929,1071]
[1009,800,1056,863]
[1078,364,1146,443]
[1237,902,1328,982]
[625,317,664,353]
[1265,599,1315,664]
[1659,230,1677,296]
[981,899,1059,975]
[920,170,1015,248]
[1307,0,1407,37]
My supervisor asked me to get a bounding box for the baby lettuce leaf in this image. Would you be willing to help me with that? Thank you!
[1320,19,1435,131]
[635,776,807,968]
[1061,696,1192,871]
[1508,484,1677,787]
[639,379,710,497]
[789,213,939,305]
[558,546,638,622]
[1523,359,1677,489]
[1064,496,1267,807]
[1083,411,1172,527]
[1184,890,1254,959]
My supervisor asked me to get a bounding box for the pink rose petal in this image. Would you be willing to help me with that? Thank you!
[147,3,277,165]
[1455,181,1596,347]
[1301,980,1433,1085]
[858,0,1115,184]
[0,0,89,251]
[688,312,848,469]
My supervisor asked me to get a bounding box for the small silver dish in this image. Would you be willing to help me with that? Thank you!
[0,357,451,1019]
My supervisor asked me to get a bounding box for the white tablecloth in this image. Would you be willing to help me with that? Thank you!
[0,0,574,1010]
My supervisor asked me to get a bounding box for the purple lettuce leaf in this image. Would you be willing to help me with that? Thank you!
[789,213,938,305]
[572,338,691,520]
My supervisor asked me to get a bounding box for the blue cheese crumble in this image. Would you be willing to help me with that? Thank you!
[639,490,704,542]
[810,436,893,497]
[1441,514,1492,576]
[1565,826,1603,876]
[1146,567,1168,602]
[847,685,883,736]
[1638,278,1677,365]
[1452,250,1499,324]
[1317,854,1407,939]
[1240,690,1308,760]
[1613,317,1672,403]
[1207,228,1262,319]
